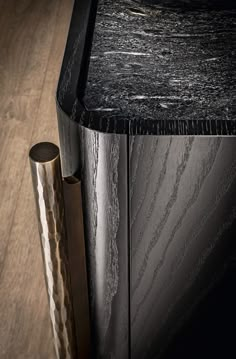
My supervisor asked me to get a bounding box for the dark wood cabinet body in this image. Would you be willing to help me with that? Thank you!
[129,136,236,358]
[56,1,236,357]
[71,126,236,358]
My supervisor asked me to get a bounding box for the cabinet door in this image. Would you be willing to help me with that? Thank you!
[80,126,130,358]
[130,136,236,358]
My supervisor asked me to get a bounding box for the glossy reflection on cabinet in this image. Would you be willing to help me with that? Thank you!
[130,137,236,358]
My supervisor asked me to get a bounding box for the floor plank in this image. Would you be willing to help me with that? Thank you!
[0,0,72,357]
[31,0,73,145]
[0,0,59,97]
[0,95,40,270]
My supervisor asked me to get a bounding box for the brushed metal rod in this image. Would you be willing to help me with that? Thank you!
[29,142,77,359]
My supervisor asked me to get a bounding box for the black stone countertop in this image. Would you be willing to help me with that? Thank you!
[81,0,236,135]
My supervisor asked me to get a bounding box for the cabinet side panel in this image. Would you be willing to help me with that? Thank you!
[80,126,129,358]
[130,136,236,358]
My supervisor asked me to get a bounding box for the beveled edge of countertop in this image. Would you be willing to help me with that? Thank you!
[56,0,236,136]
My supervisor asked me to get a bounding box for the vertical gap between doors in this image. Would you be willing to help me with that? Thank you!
[127,134,131,359]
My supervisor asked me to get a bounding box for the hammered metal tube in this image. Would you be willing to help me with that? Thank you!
[29,142,77,359]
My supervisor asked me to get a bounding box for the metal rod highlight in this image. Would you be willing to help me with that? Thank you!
[29,142,77,359]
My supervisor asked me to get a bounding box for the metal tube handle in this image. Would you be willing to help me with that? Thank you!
[29,142,77,359]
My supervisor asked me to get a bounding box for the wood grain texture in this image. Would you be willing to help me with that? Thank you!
[0,0,59,97]
[0,0,72,358]
[130,136,236,358]
[79,126,129,358]
[0,96,39,269]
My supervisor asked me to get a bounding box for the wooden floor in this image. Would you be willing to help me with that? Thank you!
[0,1,72,357]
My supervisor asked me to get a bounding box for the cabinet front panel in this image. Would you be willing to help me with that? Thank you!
[130,136,236,358]
[80,127,129,358]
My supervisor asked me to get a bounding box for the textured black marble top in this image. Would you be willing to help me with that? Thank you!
[81,0,236,135]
